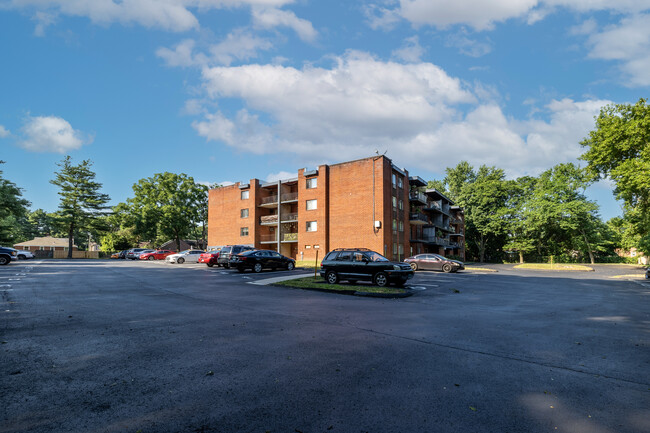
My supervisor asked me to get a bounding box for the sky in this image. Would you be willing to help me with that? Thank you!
[2,0,649,221]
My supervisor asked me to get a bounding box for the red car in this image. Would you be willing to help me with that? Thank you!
[139,250,175,261]
[199,249,222,267]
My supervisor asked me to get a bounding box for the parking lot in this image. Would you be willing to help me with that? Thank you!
[1,260,649,433]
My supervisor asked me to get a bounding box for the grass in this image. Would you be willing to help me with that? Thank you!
[514,263,594,271]
[271,276,409,295]
[463,266,498,272]
[295,260,322,269]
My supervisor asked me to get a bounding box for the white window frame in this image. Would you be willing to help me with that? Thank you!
[306,221,317,232]
[240,227,249,236]
[306,178,317,189]
[241,190,249,200]
[306,199,317,210]
[241,208,249,218]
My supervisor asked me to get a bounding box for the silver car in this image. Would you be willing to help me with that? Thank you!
[165,250,206,264]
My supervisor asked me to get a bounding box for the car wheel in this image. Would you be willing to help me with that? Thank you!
[253,263,263,273]
[17,255,26,260]
[148,256,155,261]
[287,262,295,271]
[409,262,418,271]
[326,271,339,284]
[374,272,389,287]
[442,263,452,273]
[207,263,213,267]
[177,257,185,264]
[0,256,9,265]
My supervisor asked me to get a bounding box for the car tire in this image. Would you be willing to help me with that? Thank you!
[207,263,214,267]
[18,255,26,260]
[374,272,389,287]
[442,263,452,273]
[0,256,9,265]
[287,262,295,271]
[409,262,418,271]
[148,256,155,261]
[177,257,185,264]
[326,271,339,284]
[253,263,263,273]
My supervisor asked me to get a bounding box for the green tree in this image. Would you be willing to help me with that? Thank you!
[503,176,537,263]
[127,172,208,251]
[50,156,111,258]
[0,161,31,244]
[580,98,650,253]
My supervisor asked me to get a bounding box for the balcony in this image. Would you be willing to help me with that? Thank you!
[409,212,428,225]
[409,191,427,205]
[260,234,278,243]
[259,195,278,207]
[260,215,278,225]
[280,212,298,222]
[281,192,298,203]
[281,232,298,242]
[425,201,441,211]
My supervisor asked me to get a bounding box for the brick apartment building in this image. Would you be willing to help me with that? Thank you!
[207,155,465,262]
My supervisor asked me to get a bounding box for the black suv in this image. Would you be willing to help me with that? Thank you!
[218,245,255,268]
[0,246,18,265]
[319,248,414,287]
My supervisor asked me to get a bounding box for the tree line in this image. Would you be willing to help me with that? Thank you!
[1,99,648,262]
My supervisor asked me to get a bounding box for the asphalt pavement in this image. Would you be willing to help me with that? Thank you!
[1,260,648,433]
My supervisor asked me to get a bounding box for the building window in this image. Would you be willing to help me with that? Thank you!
[305,245,311,249]
[392,219,397,231]
[398,177,403,189]
[241,190,249,200]
[314,245,320,249]
[241,208,249,218]
[399,221,404,232]
[306,178,317,189]
[398,244,404,256]
[399,200,403,210]
[393,243,397,255]
[392,173,396,186]
[392,196,397,208]
[241,227,249,236]
[306,221,317,232]
[306,199,317,210]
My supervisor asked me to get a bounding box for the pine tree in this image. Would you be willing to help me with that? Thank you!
[50,156,110,258]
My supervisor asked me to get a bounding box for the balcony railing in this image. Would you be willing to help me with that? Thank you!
[281,212,298,222]
[409,191,427,204]
[282,232,298,242]
[281,192,298,202]
[260,195,278,205]
[260,234,278,243]
[260,215,278,224]
[426,201,441,211]
[409,212,428,224]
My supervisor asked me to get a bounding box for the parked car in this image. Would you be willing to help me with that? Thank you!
[110,251,120,259]
[404,254,464,273]
[126,248,149,260]
[319,248,414,287]
[139,250,175,261]
[217,245,255,268]
[198,248,222,267]
[230,249,295,273]
[17,250,35,260]
[0,246,18,265]
[165,249,205,264]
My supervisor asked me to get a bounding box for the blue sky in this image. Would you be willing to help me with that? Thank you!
[2,0,649,221]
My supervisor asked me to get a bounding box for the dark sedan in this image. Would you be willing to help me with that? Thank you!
[229,249,295,273]
[404,254,464,273]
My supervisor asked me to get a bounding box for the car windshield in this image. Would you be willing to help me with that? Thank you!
[178,250,191,255]
[432,254,448,260]
[366,251,389,262]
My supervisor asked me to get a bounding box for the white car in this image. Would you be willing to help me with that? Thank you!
[165,249,205,264]
[17,250,35,260]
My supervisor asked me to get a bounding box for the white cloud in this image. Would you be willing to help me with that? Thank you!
[19,115,90,153]
[157,39,202,67]
[5,0,298,33]
[445,32,492,57]
[391,36,424,63]
[265,171,296,182]
[0,125,10,138]
[191,51,609,176]
[252,7,317,42]
[373,0,650,31]
[585,13,650,86]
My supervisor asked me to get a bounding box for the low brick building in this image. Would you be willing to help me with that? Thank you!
[208,155,465,261]
[14,236,78,252]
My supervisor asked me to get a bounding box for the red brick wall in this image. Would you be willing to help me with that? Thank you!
[208,181,257,247]
[297,166,329,261]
